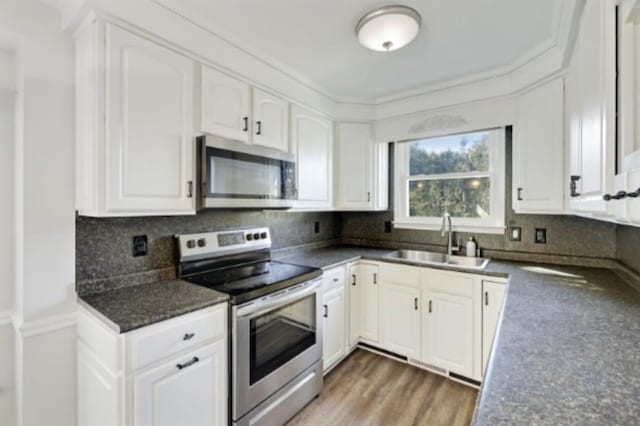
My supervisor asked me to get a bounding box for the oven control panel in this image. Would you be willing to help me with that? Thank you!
[177,227,271,262]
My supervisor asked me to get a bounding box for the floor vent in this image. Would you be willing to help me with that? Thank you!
[357,343,406,362]
[408,359,447,376]
[449,372,481,388]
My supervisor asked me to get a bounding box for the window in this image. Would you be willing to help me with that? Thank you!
[394,129,505,233]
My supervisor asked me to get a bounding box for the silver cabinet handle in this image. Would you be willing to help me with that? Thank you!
[373,273,377,285]
[367,191,371,202]
[176,356,199,370]
[428,300,432,313]
[187,181,193,198]
[323,304,328,318]
[517,187,523,201]
[414,297,418,310]
[484,292,489,306]
[333,277,339,282]
[183,332,195,341]
[351,274,356,286]
[256,121,262,135]
[243,116,248,132]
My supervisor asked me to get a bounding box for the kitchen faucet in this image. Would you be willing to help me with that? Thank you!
[441,213,459,256]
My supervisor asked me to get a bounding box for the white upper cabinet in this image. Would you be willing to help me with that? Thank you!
[252,88,290,152]
[335,123,388,211]
[567,0,617,215]
[199,65,251,143]
[76,21,196,216]
[513,78,565,213]
[618,1,640,174]
[290,105,333,209]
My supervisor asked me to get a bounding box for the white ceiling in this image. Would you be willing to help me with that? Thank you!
[157,0,565,102]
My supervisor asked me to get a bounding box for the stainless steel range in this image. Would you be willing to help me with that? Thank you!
[176,228,323,426]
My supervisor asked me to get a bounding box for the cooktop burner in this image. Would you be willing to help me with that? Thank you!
[184,260,321,304]
[177,227,322,304]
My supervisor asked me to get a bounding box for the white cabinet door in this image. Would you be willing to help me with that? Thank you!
[481,281,506,376]
[291,105,333,209]
[380,286,421,359]
[322,285,346,372]
[359,263,380,344]
[336,123,374,210]
[422,270,479,378]
[513,78,565,213]
[200,65,250,143]
[348,264,360,348]
[134,340,227,426]
[105,24,195,214]
[569,0,616,215]
[380,263,421,359]
[617,1,640,174]
[252,88,289,152]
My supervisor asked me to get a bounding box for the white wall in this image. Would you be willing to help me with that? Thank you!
[0,48,15,314]
[0,1,76,425]
[0,45,17,426]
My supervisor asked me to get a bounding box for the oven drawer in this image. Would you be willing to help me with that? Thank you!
[322,266,346,291]
[126,304,227,370]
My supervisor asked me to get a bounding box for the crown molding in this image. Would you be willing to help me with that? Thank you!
[53,0,581,119]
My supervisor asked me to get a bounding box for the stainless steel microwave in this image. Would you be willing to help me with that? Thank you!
[196,135,297,209]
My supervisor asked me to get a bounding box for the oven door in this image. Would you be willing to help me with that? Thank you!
[199,136,296,208]
[232,279,322,421]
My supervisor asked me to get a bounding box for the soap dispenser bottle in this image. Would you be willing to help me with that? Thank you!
[466,237,477,258]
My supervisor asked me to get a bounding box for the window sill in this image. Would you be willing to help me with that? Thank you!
[392,222,506,235]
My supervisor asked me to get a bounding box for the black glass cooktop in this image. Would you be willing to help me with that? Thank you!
[184,260,321,304]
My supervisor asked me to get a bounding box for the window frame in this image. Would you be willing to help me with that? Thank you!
[393,128,506,234]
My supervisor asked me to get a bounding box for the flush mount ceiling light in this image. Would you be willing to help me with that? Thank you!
[355,5,422,52]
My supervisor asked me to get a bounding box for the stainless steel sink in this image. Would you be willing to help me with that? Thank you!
[386,249,490,270]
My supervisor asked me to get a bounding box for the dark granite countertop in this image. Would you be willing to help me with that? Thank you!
[78,280,228,333]
[472,261,640,425]
[276,244,509,278]
[278,245,640,424]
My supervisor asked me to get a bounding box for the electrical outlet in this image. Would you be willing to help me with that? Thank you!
[509,226,522,241]
[384,221,392,233]
[314,221,320,234]
[133,235,148,257]
[535,228,547,244]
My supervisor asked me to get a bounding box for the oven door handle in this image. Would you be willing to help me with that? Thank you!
[236,279,322,319]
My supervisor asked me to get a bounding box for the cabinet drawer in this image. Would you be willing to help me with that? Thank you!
[323,266,346,291]
[126,304,227,370]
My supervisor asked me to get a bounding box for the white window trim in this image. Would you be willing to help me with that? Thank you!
[393,128,506,234]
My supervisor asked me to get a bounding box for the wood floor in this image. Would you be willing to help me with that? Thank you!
[287,349,478,426]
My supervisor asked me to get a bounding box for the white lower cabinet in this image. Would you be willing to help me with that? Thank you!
[134,340,227,426]
[380,263,421,359]
[332,261,506,386]
[421,269,482,380]
[77,304,228,426]
[359,263,381,344]
[347,263,361,348]
[482,280,507,376]
[321,266,347,372]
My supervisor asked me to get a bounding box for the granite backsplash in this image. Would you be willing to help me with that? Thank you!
[76,210,341,294]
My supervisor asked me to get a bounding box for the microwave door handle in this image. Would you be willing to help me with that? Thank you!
[236,279,322,319]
